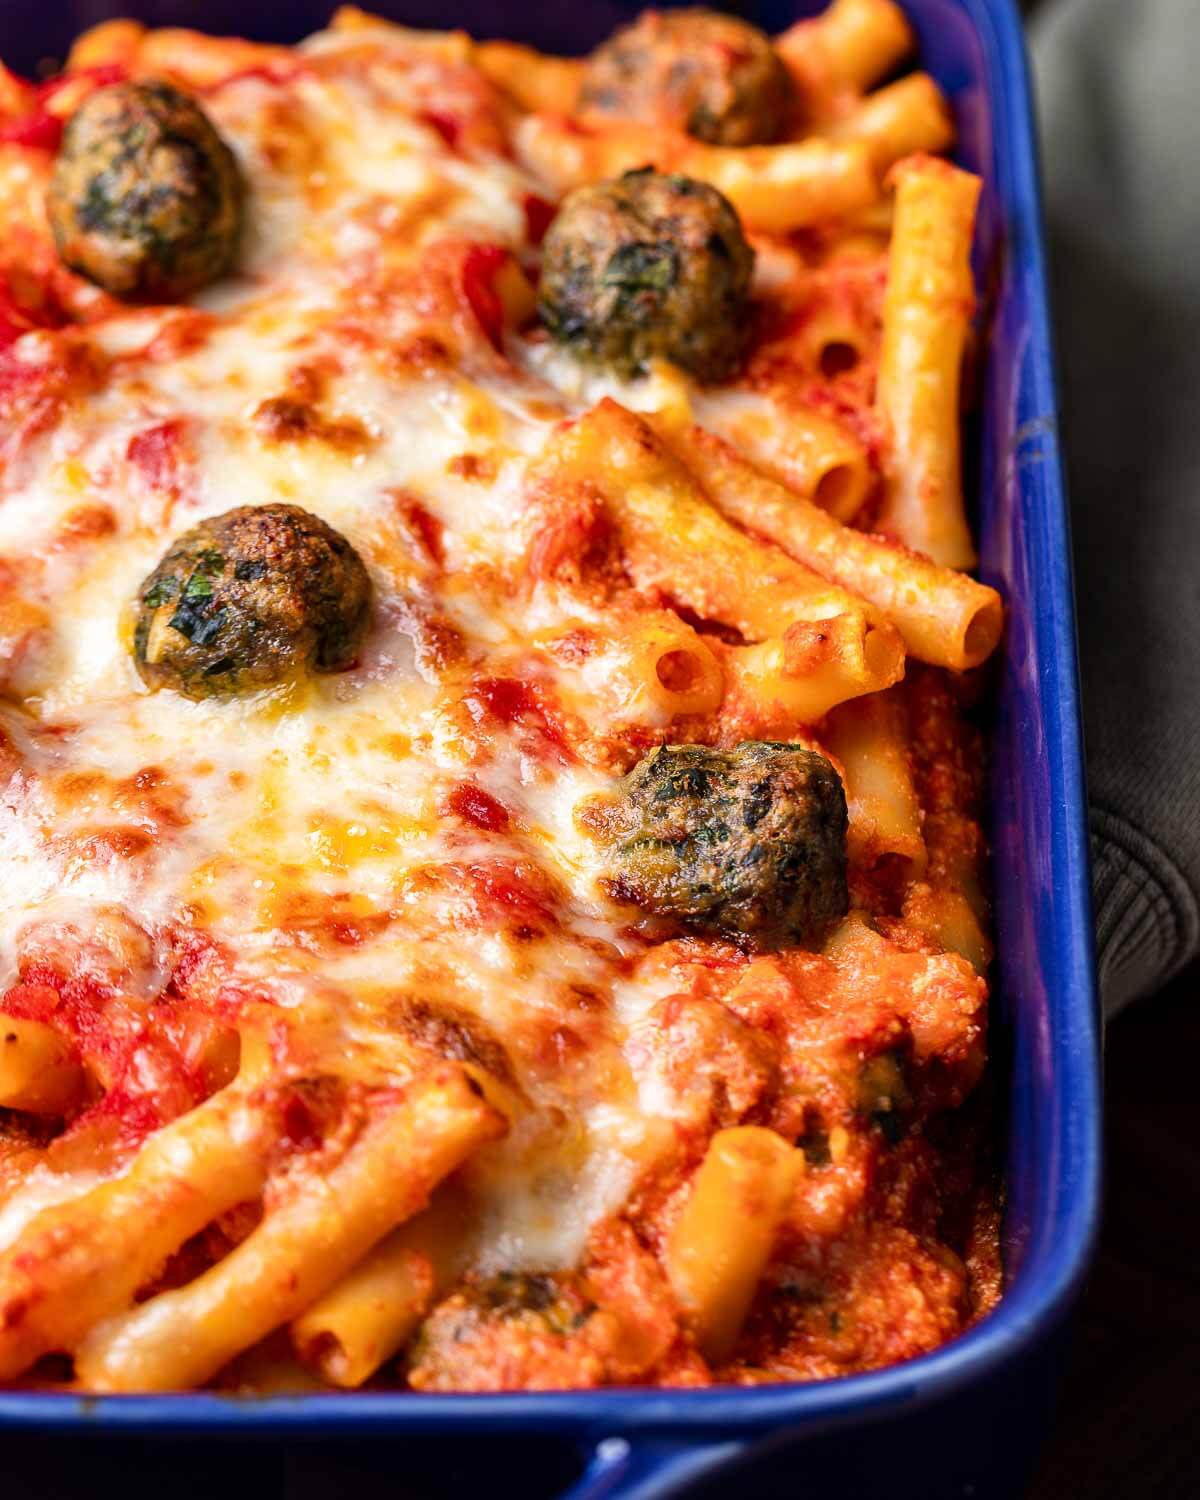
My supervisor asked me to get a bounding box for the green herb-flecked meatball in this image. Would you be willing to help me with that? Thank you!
[48,80,244,301]
[596,741,848,945]
[538,167,753,381]
[132,503,371,700]
[579,8,792,147]
[408,1272,600,1392]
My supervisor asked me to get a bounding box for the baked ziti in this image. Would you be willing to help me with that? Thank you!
[0,0,1004,1393]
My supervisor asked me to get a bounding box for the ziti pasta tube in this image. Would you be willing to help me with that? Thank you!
[75,1067,504,1392]
[874,155,983,569]
[776,0,914,97]
[473,40,583,114]
[514,116,879,233]
[329,7,474,59]
[533,400,905,722]
[64,17,146,72]
[826,73,955,174]
[650,417,1002,671]
[666,1127,802,1362]
[607,610,726,722]
[291,1187,473,1387]
[291,1232,435,1389]
[0,1083,281,1380]
[692,392,873,522]
[823,689,926,872]
[0,1015,86,1115]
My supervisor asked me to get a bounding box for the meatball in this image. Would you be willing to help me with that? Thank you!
[407,1272,605,1392]
[596,741,847,945]
[538,167,753,381]
[132,503,371,700]
[47,80,244,301]
[579,8,792,147]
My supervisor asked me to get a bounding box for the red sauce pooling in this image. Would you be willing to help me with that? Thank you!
[466,859,560,934]
[127,419,188,496]
[0,981,60,1026]
[0,964,212,1150]
[0,281,46,350]
[466,675,574,762]
[461,244,510,350]
[75,1053,193,1152]
[0,64,131,154]
[521,193,557,247]
[0,112,62,151]
[37,63,127,104]
[392,491,446,567]
[419,109,462,148]
[3,967,115,1069]
[280,1091,322,1153]
[445,781,510,832]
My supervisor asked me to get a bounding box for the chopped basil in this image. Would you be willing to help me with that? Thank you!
[142,576,177,608]
[601,242,679,295]
[169,600,225,646]
[182,571,213,602]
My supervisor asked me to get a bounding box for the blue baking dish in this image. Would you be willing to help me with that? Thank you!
[0,2,1101,1495]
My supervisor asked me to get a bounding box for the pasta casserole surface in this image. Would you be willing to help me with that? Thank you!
[0,0,1005,1393]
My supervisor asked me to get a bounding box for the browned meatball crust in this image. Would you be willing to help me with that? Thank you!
[538,167,754,381]
[133,503,372,700]
[579,8,792,146]
[48,80,244,301]
[594,740,849,945]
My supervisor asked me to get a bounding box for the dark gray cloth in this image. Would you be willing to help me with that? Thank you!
[1033,0,1200,1012]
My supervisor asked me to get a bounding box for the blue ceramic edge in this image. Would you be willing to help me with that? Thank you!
[960,0,1103,1309]
[0,0,1102,1487]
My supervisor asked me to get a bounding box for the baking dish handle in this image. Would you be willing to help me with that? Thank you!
[561,1436,746,1500]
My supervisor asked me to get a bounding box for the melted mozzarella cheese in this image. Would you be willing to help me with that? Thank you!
[0,32,718,1272]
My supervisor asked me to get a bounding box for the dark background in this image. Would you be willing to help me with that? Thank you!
[1022,0,1200,1491]
[1029,965,1200,1499]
